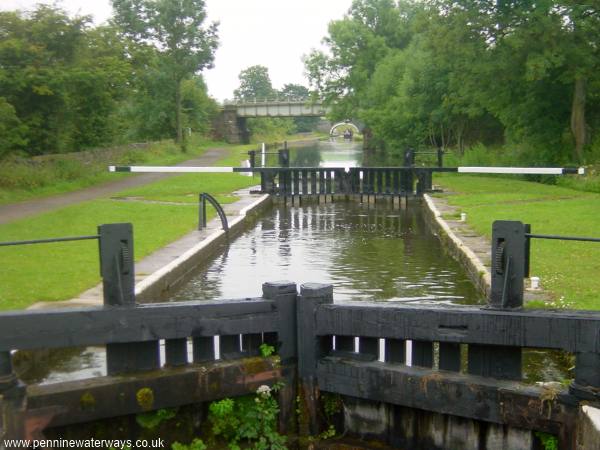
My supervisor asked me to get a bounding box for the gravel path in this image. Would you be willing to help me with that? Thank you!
[0,148,228,225]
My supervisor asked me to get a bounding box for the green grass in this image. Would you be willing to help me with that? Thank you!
[0,135,229,205]
[437,174,600,310]
[0,146,260,310]
[0,200,198,309]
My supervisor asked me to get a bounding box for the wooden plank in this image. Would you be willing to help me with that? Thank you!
[319,171,325,194]
[27,359,285,428]
[0,299,278,351]
[412,341,433,368]
[385,170,391,194]
[301,170,309,195]
[106,341,159,375]
[384,338,405,364]
[336,336,354,352]
[314,303,600,353]
[439,342,461,372]
[325,171,332,195]
[376,170,383,194]
[317,357,576,438]
[165,338,188,366]
[297,283,334,436]
[468,344,521,380]
[293,170,300,195]
[241,333,262,356]
[193,336,214,362]
[392,170,400,194]
[360,337,379,360]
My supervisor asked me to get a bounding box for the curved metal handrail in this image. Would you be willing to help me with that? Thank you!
[199,193,229,232]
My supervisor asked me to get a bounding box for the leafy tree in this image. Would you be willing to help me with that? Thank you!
[0,6,132,155]
[280,83,309,101]
[181,75,219,135]
[233,65,275,101]
[0,97,28,158]
[306,0,600,163]
[111,0,219,144]
[279,83,319,132]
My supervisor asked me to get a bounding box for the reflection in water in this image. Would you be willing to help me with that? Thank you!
[264,138,363,168]
[172,203,482,305]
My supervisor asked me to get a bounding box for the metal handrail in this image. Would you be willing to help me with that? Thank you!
[0,235,99,247]
[198,193,229,232]
[526,233,600,243]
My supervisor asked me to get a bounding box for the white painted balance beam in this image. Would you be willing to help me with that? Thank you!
[108,165,234,173]
[457,167,585,175]
[109,165,585,175]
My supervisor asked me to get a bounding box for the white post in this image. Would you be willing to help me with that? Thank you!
[261,142,266,168]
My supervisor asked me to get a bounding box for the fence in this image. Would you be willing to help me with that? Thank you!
[1,221,600,448]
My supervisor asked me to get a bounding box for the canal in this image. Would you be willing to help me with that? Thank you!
[15,138,570,385]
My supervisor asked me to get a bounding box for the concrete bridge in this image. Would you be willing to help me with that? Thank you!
[214,100,331,143]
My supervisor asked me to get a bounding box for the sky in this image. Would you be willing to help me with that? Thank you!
[1,0,354,101]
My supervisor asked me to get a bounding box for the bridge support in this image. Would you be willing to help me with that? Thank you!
[214,106,249,144]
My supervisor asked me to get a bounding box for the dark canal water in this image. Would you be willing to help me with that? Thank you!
[16,139,570,385]
[171,202,481,306]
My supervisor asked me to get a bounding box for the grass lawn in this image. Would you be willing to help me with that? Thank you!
[0,146,259,310]
[436,174,600,310]
[0,135,229,205]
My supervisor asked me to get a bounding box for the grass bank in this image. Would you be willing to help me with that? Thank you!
[0,135,227,205]
[0,146,258,310]
[435,174,600,310]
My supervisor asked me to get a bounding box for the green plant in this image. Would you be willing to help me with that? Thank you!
[535,431,558,450]
[208,398,238,443]
[309,425,337,442]
[208,384,287,450]
[259,343,275,357]
[321,393,343,419]
[172,438,207,450]
[136,407,177,429]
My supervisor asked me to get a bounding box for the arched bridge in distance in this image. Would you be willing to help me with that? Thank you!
[215,99,342,144]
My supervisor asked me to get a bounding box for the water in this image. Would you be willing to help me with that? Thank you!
[264,138,363,168]
[171,202,482,306]
[15,139,570,385]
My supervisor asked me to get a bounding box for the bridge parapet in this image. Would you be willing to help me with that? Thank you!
[221,99,329,118]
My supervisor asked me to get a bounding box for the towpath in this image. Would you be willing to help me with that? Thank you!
[0,148,227,225]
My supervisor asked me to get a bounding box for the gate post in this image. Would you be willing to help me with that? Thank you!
[0,352,25,441]
[263,281,298,434]
[469,220,527,380]
[571,353,600,401]
[99,223,160,375]
[278,149,290,168]
[297,283,333,436]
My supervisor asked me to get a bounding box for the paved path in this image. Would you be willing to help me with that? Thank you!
[0,148,228,225]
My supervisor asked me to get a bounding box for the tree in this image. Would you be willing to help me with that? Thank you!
[0,6,133,155]
[0,97,27,158]
[111,0,218,144]
[233,65,275,101]
[280,83,309,101]
[279,84,319,132]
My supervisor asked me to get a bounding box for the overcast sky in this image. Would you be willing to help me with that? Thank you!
[1,0,353,101]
